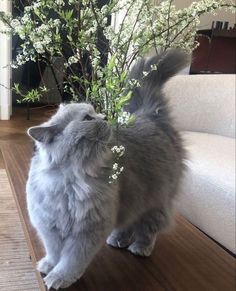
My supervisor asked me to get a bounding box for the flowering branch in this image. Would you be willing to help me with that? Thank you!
[0,0,235,124]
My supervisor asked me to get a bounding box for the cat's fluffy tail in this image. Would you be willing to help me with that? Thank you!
[126,49,190,115]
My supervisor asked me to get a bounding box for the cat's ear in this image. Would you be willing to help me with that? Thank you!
[27,125,61,143]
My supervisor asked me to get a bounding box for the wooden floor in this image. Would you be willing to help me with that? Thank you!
[0,106,51,166]
[0,107,235,291]
[0,169,39,291]
[0,106,55,144]
[0,107,43,290]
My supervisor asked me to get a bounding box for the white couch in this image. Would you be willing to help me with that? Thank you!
[164,74,236,254]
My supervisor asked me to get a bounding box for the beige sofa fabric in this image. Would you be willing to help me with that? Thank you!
[164,74,235,253]
[165,75,235,138]
[179,132,235,253]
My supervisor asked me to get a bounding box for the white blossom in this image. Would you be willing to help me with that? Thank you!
[34,42,45,54]
[109,145,126,182]
[55,0,65,6]
[142,71,149,77]
[118,111,131,125]
[111,145,125,157]
[113,163,118,170]
[109,160,125,183]
[68,55,79,65]
[10,19,21,27]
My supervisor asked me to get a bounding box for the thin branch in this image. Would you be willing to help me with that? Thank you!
[164,0,173,50]
[48,61,63,101]
[121,2,145,72]
[126,7,216,69]
[0,83,10,90]
[170,19,194,44]
[116,0,135,48]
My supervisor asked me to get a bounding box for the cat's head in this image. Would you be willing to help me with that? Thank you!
[27,103,112,164]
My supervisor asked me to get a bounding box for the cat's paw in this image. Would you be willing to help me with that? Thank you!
[37,257,54,275]
[44,271,74,290]
[128,242,154,257]
[106,230,134,248]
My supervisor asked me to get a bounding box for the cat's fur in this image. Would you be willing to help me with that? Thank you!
[26,49,189,289]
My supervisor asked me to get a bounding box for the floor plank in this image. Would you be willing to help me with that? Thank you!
[0,106,51,146]
[0,106,50,170]
[1,142,235,291]
[0,169,39,291]
[0,150,5,169]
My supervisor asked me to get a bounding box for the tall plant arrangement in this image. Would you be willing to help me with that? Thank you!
[0,0,235,125]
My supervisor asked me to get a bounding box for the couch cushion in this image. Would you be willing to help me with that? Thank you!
[164,75,236,138]
[177,131,235,253]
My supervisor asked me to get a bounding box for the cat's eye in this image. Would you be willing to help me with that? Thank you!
[83,114,94,121]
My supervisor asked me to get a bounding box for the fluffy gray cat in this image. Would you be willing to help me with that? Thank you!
[26,50,189,289]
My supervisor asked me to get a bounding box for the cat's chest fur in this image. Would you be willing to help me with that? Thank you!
[26,152,89,238]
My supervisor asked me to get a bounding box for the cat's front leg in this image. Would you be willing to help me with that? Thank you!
[37,227,62,275]
[44,223,113,290]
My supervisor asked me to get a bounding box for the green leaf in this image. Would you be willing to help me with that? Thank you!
[127,114,136,125]
[120,71,128,83]
[13,83,21,94]
[107,54,116,71]
[67,35,73,42]
[116,91,132,111]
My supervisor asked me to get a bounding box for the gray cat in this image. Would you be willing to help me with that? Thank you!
[26,50,189,289]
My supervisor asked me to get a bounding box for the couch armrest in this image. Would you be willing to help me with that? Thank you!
[164,75,235,138]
